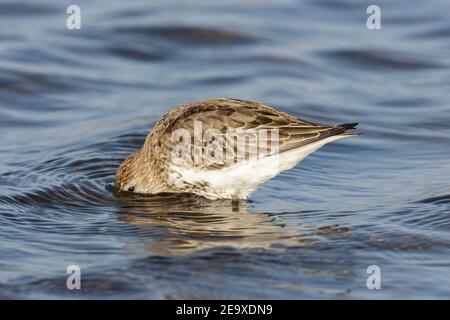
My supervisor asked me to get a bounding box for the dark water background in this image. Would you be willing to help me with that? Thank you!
[0,0,449,299]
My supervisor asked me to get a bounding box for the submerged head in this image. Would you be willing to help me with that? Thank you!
[115,150,153,193]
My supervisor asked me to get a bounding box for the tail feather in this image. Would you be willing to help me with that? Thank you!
[337,122,362,136]
[338,122,359,130]
[278,122,361,153]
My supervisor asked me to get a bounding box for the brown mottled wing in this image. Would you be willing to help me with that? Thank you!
[156,98,346,169]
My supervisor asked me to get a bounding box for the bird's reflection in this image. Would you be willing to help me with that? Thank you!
[112,190,349,255]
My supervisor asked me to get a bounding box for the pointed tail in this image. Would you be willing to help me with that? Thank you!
[337,123,362,136]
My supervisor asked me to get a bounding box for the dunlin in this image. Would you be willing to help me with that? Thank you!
[115,98,359,200]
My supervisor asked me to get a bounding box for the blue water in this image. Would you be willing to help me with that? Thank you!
[0,0,449,299]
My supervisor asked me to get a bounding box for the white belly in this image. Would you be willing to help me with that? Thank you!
[168,135,349,199]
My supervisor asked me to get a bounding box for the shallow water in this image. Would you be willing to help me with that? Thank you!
[0,0,449,299]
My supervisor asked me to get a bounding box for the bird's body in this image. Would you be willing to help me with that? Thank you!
[115,98,359,200]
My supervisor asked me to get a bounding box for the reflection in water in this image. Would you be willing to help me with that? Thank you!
[1,0,450,299]
[112,190,354,256]
[113,192,324,254]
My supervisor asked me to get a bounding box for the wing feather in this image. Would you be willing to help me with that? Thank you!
[151,98,351,169]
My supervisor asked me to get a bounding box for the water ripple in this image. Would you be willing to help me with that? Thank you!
[0,0,450,299]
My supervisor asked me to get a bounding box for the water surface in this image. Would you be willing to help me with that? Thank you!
[0,0,449,299]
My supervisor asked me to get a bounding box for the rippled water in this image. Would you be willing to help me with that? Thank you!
[0,0,449,299]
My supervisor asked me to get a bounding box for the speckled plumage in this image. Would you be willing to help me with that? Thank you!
[115,98,359,199]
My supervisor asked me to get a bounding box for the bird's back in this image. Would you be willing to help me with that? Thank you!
[140,98,358,199]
